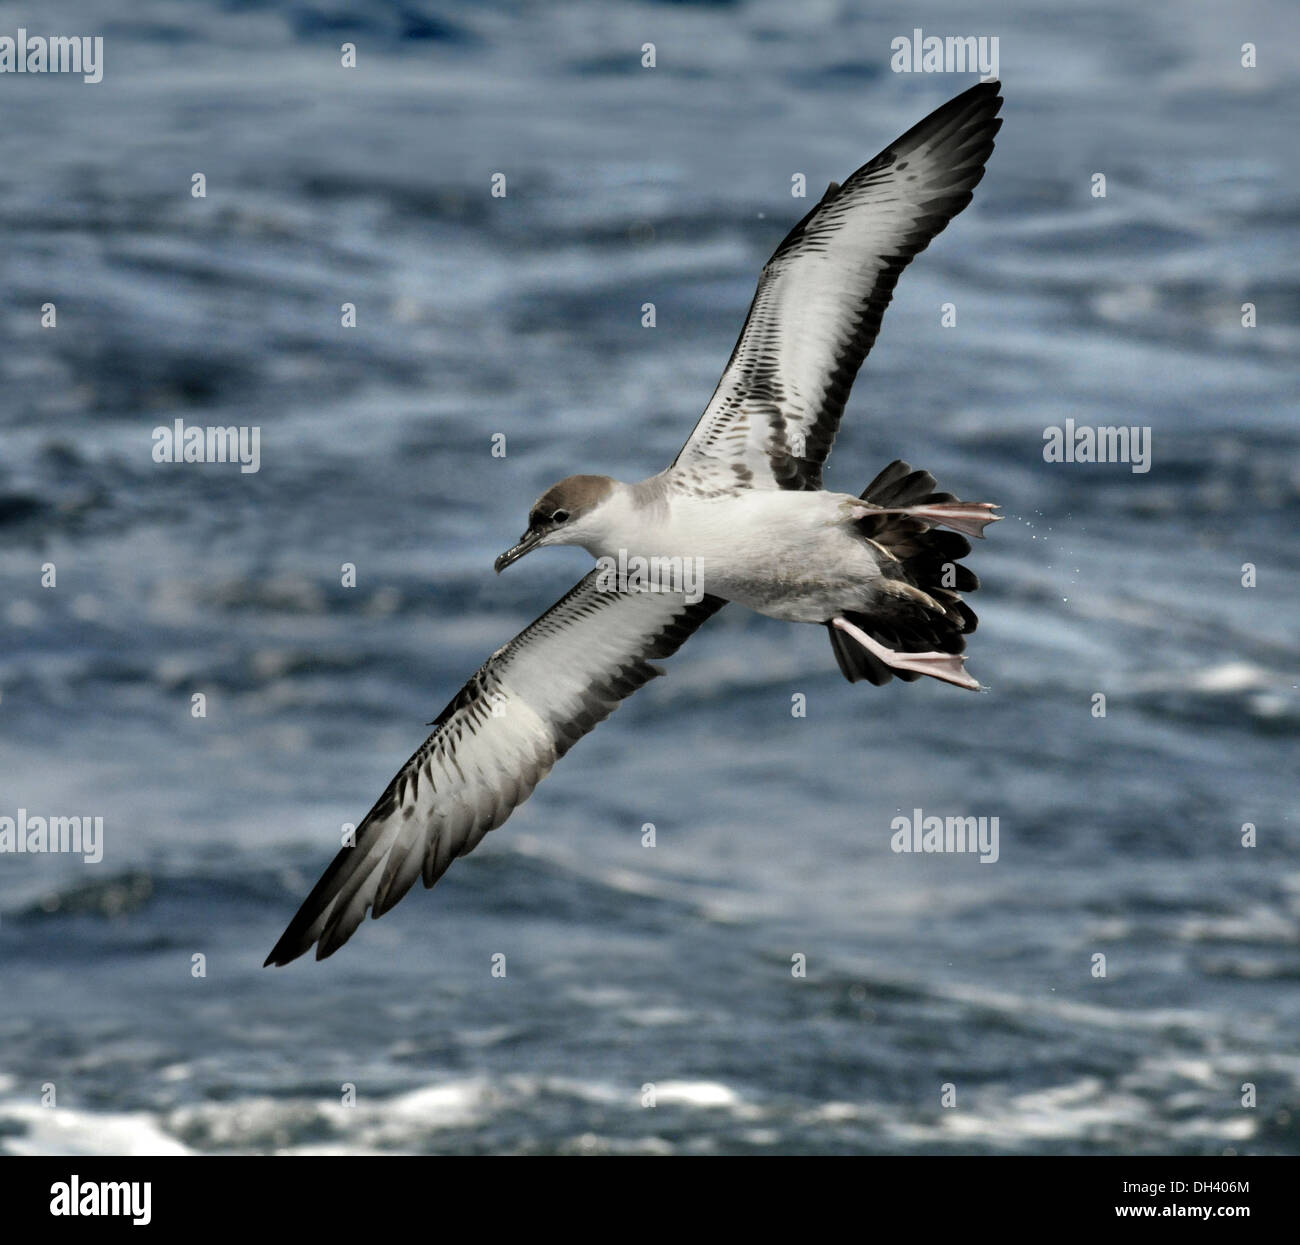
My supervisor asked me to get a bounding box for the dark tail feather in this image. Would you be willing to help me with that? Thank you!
[860,460,936,508]
[828,460,990,685]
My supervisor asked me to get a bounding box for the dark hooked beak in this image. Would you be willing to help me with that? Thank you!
[494,528,545,574]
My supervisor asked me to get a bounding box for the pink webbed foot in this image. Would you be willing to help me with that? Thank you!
[831,616,982,692]
[873,501,1002,539]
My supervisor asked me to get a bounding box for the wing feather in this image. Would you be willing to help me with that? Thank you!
[266,573,725,965]
[672,80,1003,494]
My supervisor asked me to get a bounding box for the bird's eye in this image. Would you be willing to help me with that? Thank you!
[551,510,569,524]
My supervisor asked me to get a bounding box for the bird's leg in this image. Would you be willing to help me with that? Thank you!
[851,502,1002,539]
[832,616,982,691]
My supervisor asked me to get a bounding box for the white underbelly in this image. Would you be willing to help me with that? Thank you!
[604,490,883,623]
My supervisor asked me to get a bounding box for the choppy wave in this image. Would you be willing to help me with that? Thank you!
[1,0,1297,1154]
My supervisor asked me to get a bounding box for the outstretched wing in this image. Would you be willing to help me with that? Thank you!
[671,80,1003,495]
[266,575,726,965]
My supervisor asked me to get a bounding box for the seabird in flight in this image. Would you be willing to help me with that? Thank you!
[266,80,1004,965]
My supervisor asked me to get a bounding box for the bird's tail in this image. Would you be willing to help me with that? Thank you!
[827,460,987,685]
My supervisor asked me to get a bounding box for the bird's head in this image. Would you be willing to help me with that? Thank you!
[494,474,617,573]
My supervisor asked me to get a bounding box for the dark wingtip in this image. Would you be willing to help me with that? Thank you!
[959,78,1001,102]
[265,932,327,967]
[264,930,310,968]
[898,77,1004,149]
[315,939,341,962]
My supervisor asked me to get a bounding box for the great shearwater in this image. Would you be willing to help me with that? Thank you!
[267,80,1004,965]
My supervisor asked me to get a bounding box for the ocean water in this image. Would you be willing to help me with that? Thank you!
[1,0,1297,1155]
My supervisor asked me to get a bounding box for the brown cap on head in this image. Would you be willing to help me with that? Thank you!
[496,474,616,574]
[528,474,615,528]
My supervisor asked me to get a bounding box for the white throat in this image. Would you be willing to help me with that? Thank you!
[566,480,652,559]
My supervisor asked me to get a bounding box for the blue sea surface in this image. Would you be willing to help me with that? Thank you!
[0,0,1297,1154]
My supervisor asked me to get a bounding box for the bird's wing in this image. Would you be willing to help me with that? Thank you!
[265,573,725,965]
[670,80,1002,495]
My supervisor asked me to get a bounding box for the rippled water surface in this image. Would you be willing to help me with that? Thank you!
[1,0,1297,1154]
